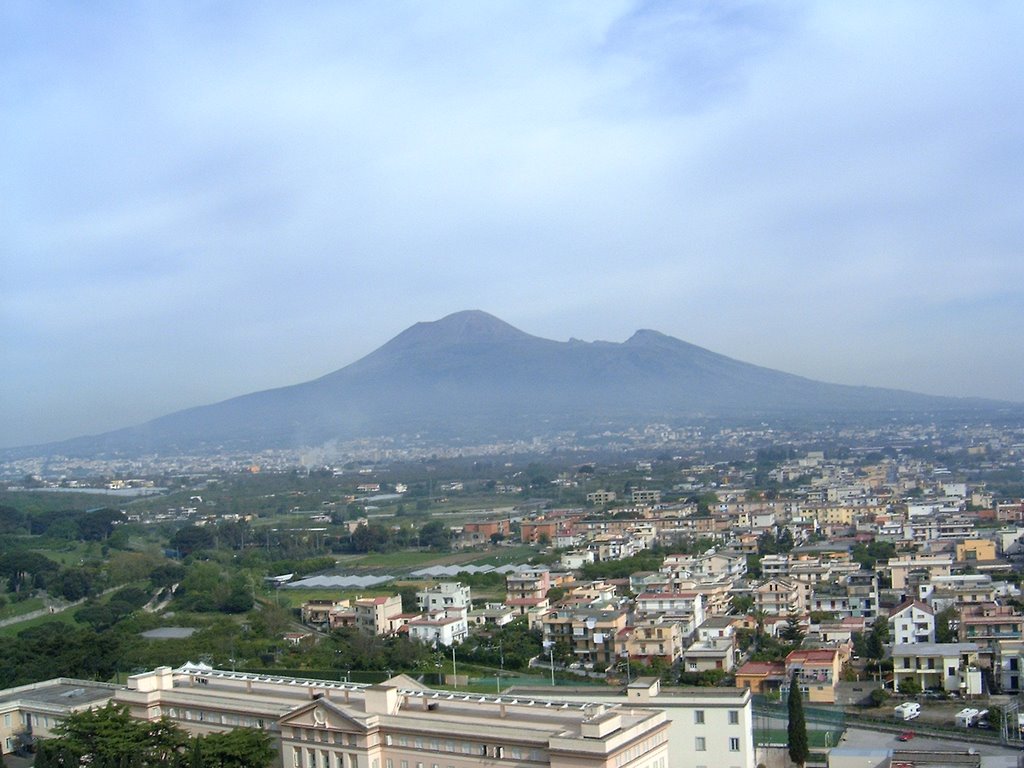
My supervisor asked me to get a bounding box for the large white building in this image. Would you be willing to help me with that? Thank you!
[2,666,754,768]
[510,679,755,768]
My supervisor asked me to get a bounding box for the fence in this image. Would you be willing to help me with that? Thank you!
[752,695,846,748]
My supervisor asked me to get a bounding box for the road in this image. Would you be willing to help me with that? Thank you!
[839,726,1023,757]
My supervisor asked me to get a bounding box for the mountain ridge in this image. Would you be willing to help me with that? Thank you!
[6,311,1018,458]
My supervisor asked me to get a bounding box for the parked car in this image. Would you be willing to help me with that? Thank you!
[898,731,915,742]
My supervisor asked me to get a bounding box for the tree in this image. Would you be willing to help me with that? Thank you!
[935,606,958,643]
[897,676,921,695]
[732,595,754,614]
[198,728,275,768]
[787,672,809,767]
[780,612,805,647]
[418,520,450,550]
[46,703,188,766]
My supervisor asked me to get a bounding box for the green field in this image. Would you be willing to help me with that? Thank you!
[0,596,46,621]
[756,729,844,748]
[0,608,78,637]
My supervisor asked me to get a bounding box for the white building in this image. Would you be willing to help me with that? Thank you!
[509,678,755,768]
[417,582,472,613]
[407,610,469,647]
[888,600,936,645]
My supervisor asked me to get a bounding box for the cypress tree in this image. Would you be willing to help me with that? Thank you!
[787,671,809,767]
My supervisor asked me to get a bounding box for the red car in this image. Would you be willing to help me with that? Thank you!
[897,731,915,742]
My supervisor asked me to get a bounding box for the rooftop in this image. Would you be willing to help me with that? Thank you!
[0,678,118,710]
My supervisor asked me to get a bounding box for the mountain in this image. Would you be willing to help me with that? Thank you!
[15,310,1017,456]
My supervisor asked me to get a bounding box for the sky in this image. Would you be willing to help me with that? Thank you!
[2,1,1023,449]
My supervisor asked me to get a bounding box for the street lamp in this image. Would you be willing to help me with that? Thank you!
[542,640,555,686]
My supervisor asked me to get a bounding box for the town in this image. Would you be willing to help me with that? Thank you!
[2,416,1024,768]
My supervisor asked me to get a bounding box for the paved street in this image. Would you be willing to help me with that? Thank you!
[839,727,1023,757]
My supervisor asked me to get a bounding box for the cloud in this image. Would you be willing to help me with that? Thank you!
[1,1,1022,447]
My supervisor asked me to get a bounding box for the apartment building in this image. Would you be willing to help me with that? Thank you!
[956,539,997,562]
[303,600,350,627]
[887,555,953,590]
[505,567,552,623]
[959,603,1024,646]
[753,579,803,616]
[888,600,935,645]
[417,582,471,613]
[356,596,405,636]
[627,616,686,663]
[407,610,469,647]
[682,637,736,674]
[808,572,878,620]
[510,679,756,768]
[995,639,1024,693]
[635,593,705,637]
[891,643,982,695]
[467,603,515,628]
[541,607,628,669]
[781,649,844,704]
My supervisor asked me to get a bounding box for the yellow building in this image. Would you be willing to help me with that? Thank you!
[956,539,997,562]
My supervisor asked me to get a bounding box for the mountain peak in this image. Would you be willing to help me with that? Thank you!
[380,310,534,352]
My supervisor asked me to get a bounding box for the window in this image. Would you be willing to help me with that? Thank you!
[695,737,706,751]
[387,760,394,768]
[729,738,740,752]
[694,710,705,724]
[728,710,739,725]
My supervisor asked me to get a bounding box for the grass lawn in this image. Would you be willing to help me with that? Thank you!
[0,609,78,637]
[756,729,845,748]
[0,596,46,621]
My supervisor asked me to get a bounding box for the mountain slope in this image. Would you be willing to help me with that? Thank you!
[17,310,1015,456]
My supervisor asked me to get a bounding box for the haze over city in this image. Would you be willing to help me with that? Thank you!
[3,2,1023,449]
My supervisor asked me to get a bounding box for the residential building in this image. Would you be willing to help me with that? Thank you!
[507,678,756,768]
[627,616,685,663]
[891,643,982,695]
[355,595,404,636]
[635,592,705,637]
[753,579,803,616]
[302,599,350,627]
[417,582,472,613]
[468,602,515,628]
[733,661,785,696]
[682,637,736,674]
[959,603,1024,646]
[955,539,997,563]
[782,649,843,704]
[995,639,1024,693]
[887,555,953,590]
[888,600,936,645]
[541,607,628,669]
[407,609,469,647]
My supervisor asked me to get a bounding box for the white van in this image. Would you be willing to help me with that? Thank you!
[894,702,921,720]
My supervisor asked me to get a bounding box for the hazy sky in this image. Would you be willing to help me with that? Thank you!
[3,1,1023,449]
